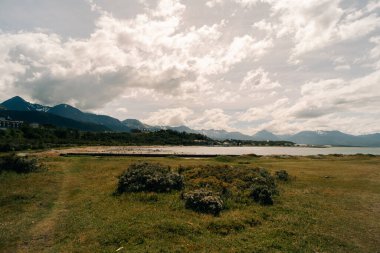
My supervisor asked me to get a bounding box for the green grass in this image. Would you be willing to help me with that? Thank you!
[0,154,379,252]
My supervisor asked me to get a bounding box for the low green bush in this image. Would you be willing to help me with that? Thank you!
[249,172,277,205]
[182,165,279,206]
[0,154,42,174]
[275,170,289,181]
[250,185,274,205]
[183,189,224,216]
[115,162,183,194]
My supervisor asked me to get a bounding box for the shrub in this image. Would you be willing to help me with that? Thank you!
[0,154,42,174]
[183,189,224,216]
[249,171,277,205]
[115,162,183,194]
[250,185,273,205]
[275,170,289,181]
[182,165,279,207]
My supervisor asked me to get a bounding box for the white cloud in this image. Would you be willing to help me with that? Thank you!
[143,107,236,131]
[250,70,380,134]
[206,0,223,8]
[260,0,380,61]
[238,98,288,122]
[334,65,351,71]
[0,0,273,109]
[190,108,234,131]
[286,71,380,120]
[143,107,194,126]
[240,68,281,91]
[252,20,276,35]
[369,36,380,69]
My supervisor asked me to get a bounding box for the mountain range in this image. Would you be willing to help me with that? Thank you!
[1,96,380,147]
[1,96,129,132]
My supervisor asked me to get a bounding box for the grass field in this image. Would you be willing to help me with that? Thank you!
[1,153,379,252]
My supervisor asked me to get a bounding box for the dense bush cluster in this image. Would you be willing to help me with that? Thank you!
[0,154,42,173]
[250,185,274,205]
[181,165,278,207]
[249,170,278,205]
[183,189,224,216]
[115,162,183,194]
[116,162,290,215]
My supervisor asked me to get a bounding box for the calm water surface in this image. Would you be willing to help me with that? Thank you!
[148,146,380,156]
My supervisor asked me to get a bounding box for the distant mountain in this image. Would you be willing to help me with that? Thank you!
[122,119,153,131]
[197,129,254,140]
[122,120,255,140]
[2,96,380,146]
[168,125,199,134]
[122,120,200,134]
[358,133,380,147]
[285,131,357,146]
[284,131,380,147]
[121,118,380,146]
[48,104,130,132]
[0,110,109,132]
[2,96,50,112]
[1,96,130,132]
[252,130,280,141]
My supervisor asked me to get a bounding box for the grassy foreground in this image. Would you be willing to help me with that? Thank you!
[1,153,379,252]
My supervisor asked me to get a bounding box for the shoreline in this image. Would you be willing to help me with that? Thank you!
[31,145,380,157]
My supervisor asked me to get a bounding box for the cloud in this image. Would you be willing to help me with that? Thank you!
[369,36,380,69]
[206,0,223,8]
[0,0,272,109]
[334,65,351,71]
[279,70,380,122]
[234,0,266,7]
[143,107,236,131]
[299,71,380,112]
[237,0,380,63]
[240,68,281,91]
[252,20,276,34]
[266,0,380,61]
[190,108,234,130]
[248,70,380,134]
[207,0,266,8]
[143,107,194,126]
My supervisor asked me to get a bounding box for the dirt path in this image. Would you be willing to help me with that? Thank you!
[17,163,75,252]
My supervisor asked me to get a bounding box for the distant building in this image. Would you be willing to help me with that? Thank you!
[30,123,40,128]
[0,118,23,129]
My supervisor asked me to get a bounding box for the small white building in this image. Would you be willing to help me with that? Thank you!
[30,123,40,128]
[0,118,23,129]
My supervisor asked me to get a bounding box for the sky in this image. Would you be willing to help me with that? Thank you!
[0,0,380,135]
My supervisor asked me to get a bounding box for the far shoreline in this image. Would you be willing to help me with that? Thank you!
[31,145,380,157]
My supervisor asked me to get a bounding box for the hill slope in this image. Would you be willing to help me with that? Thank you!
[0,110,109,132]
[1,97,130,132]
[1,96,50,112]
[48,104,130,132]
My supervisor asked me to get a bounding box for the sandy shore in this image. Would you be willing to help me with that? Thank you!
[36,146,176,157]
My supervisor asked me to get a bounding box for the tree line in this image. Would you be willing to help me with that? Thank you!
[0,124,294,152]
[0,124,213,151]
